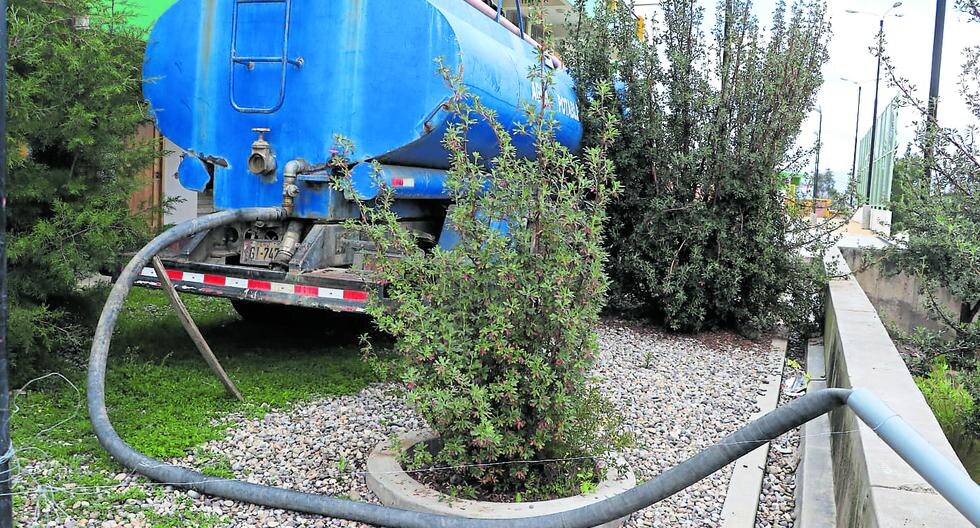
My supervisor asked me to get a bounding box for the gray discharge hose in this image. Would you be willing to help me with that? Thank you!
[88,208,855,528]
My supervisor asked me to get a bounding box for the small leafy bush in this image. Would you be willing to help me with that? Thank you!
[900,323,980,436]
[333,61,627,499]
[916,358,976,434]
[961,367,980,436]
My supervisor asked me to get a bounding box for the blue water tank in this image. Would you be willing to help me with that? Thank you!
[144,0,583,219]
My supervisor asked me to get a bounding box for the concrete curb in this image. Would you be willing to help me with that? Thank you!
[793,341,836,527]
[365,430,635,527]
[718,337,787,528]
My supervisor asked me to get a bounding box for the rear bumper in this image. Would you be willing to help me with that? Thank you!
[134,259,373,312]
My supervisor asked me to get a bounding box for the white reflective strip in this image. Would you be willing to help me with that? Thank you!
[225,277,248,289]
[182,272,205,284]
[138,268,354,303]
[318,288,344,299]
[402,178,416,188]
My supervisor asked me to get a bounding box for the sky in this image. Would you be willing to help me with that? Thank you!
[632,0,978,189]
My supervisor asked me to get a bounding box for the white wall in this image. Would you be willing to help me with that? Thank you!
[161,137,199,226]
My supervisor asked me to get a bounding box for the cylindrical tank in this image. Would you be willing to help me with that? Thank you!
[144,0,582,218]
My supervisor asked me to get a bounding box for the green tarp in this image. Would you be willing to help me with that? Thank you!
[855,97,898,208]
[114,0,176,30]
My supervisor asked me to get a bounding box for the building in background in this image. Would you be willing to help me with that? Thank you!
[493,0,578,40]
[115,0,199,227]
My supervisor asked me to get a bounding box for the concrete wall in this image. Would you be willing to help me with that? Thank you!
[161,138,200,226]
[839,246,961,335]
[821,247,971,527]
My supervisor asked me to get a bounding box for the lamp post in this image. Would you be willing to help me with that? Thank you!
[925,0,946,177]
[812,107,822,215]
[841,77,862,204]
[846,2,902,207]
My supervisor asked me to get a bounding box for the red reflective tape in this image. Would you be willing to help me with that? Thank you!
[295,285,319,296]
[165,270,183,280]
[343,290,369,301]
[247,279,272,291]
[391,177,404,187]
[203,274,225,286]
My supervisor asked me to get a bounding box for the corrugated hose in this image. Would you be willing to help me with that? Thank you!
[88,208,979,527]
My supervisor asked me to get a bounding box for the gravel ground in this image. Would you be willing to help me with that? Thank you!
[19,319,790,527]
[599,321,782,527]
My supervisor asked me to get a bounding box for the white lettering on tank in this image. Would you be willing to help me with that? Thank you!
[530,84,580,122]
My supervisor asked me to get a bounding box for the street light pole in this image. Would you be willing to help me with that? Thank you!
[927,0,946,121]
[841,78,862,205]
[847,2,902,207]
[851,85,862,184]
[925,0,946,177]
[812,108,822,215]
[866,17,884,206]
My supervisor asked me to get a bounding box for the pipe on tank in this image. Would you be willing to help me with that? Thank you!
[281,159,309,215]
[462,0,562,68]
[272,159,311,270]
[272,220,304,270]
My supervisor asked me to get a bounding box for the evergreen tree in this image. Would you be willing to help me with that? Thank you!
[6,0,154,383]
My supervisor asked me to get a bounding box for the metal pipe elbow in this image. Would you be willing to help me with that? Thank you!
[282,159,309,215]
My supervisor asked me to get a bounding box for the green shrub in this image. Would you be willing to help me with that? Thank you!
[333,62,627,499]
[6,0,154,383]
[900,322,980,436]
[564,0,838,335]
[916,358,976,433]
[962,366,980,436]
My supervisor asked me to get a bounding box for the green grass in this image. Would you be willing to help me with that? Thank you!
[12,287,384,525]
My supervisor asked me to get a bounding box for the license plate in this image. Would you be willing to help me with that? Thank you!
[241,239,280,265]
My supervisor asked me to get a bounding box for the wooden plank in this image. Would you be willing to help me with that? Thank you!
[151,256,244,401]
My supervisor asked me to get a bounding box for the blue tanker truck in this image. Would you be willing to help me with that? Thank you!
[137,0,582,316]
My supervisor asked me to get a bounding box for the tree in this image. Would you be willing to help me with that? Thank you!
[565,0,837,335]
[877,0,980,434]
[6,0,154,384]
[333,60,626,499]
[814,169,836,200]
[888,149,925,231]
[879,0,979,333]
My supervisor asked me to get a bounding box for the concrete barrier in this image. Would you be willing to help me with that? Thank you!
[818,247,972,527]
[839,246,961,335]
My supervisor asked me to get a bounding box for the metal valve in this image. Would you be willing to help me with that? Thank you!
[248,127,276,175]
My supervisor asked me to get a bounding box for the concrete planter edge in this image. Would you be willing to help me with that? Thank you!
[365,430,636,528]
